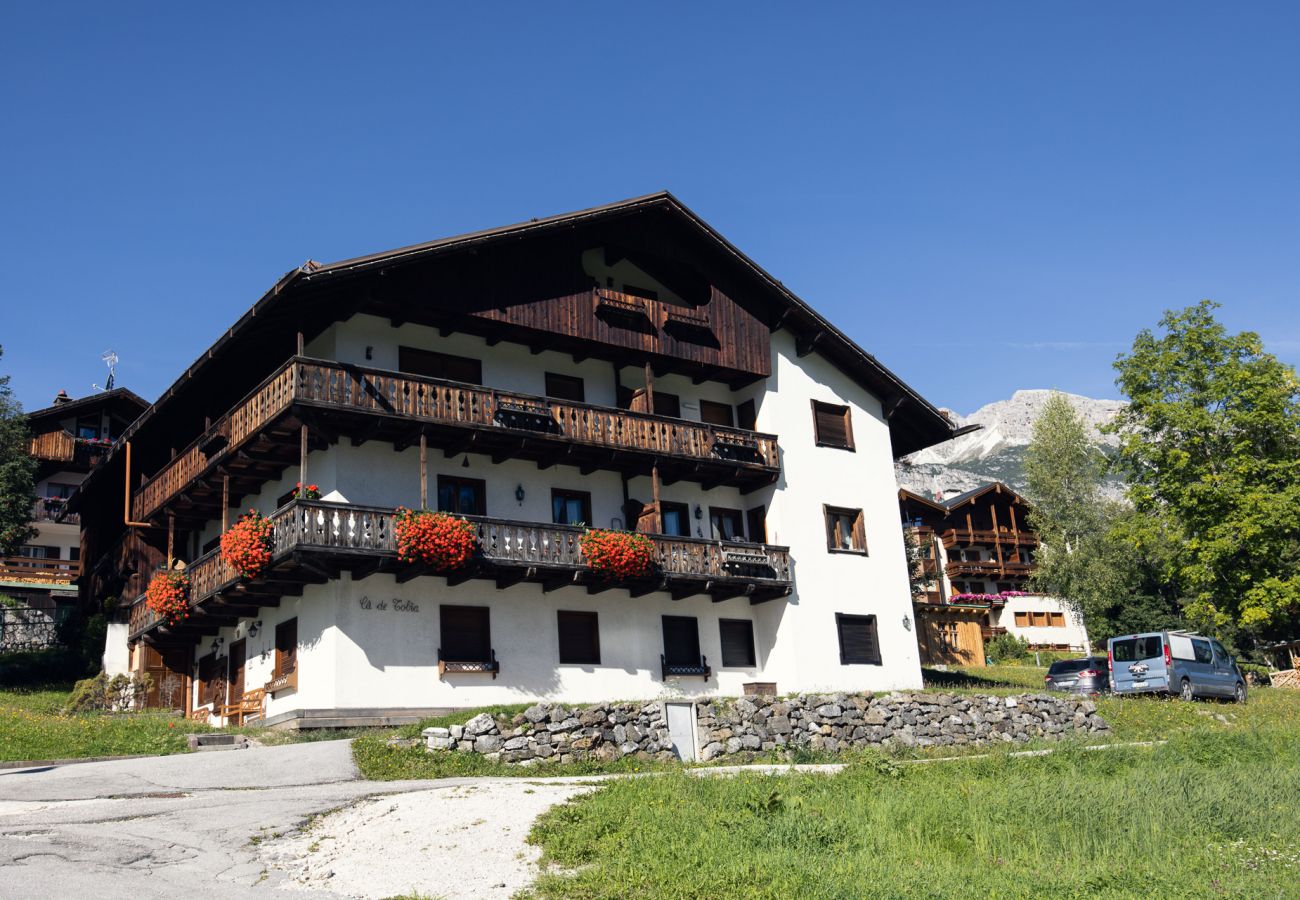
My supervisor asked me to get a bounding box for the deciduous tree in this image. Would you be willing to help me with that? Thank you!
[0,347,37,556]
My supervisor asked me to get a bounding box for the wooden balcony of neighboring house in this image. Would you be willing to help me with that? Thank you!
[940,528,1039,549]
[130,356,782,525]
[29,430,112,470]
[128,499,794,643]
[982,625,1008,641]
[945,560,1034,579]
[30,498,79,527]
[914,590,945,606]
[0,556,81,585]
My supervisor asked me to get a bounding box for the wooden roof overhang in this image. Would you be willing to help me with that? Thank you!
[80,192,957,506]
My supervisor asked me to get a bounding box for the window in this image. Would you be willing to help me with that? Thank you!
[1014,611,1029,627]
[719,619,756,667]
[76,417,100,440]
[197,653,218,706]
[274,619,298,677]
[1048,612,1065,627]
[709,507,745,542]
[19,545,60,559]
[437,476,486,516]
[938,622,960,650]
[661,615,701,667]
[746,506,767,544]
[622,283,658,301]
[544,373,585,402]
[1031,611,1049,627]
[557,611,600,665]
[824,506,866,553]
[811,401,854,450]
[398,346,483,385]
[736,399,757,431]
[45,482,76,500]
[699,400,734,428]
[440,605,491,662]
[652,391,680,418]
[660,501,691,537]
[836,613,881,665]
[1192,639,1213,664]
[551,489,592,526]
[1211,639,1231,664]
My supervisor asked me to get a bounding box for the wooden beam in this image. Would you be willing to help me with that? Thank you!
[299,424,308,490]
[221,476,229,534]
[796,331,825,357]
[419,433,428,509]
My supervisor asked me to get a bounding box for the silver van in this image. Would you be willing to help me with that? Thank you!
[1108,631,1246,703]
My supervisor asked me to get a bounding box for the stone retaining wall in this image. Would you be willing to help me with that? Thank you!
[423,692,1110,766]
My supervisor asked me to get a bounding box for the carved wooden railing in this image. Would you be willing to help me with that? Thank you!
[946,560,1034,578]
[28,430,111,468]
[132,357,780,521]
[0,556,80,584]
[128,501,793,639]
[941,528,1039,548]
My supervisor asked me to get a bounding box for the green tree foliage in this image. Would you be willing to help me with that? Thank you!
[1025,392,1182,640]
[0,347,37,556]
[1111,301,1300,636]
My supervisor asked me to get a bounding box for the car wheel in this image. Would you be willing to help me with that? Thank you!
[1179,679,1194,702]
[1234,682,1247,704]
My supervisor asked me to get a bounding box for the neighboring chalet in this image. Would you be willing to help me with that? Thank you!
[1,389,146,654]
[899,482,1089,667]
[76,193,957,727]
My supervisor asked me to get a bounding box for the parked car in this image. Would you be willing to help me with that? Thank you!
[1044,656,1111,694]
[1108,631,1247,702]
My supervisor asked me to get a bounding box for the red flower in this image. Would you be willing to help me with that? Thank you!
[394,507,478,572]
[221,510,275,579]
[581,529,656,580]
[145,571,190,625]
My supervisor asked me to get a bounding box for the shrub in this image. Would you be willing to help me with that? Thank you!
[394,507,478,571]
[581,529,656,580]
[221,509,274,578]
[145,571,190,625]
[986,632,1031,664]
[66,672,154,712]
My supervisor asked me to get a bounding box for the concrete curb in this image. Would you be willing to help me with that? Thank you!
[0,753,157,772]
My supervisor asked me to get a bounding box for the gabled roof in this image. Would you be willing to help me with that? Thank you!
[938,482,1027,510]
[897,488,949,514]
[91,193,959,492]
[26,387,149,425]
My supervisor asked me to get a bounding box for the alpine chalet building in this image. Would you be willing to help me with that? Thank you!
[79,193,957,727]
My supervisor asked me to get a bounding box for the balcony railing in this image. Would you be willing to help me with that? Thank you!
[945,560,1034,578]
[0,556,81,584]
[128,500,793,640]
[132,357,780,522]
[31,498,79,525]
[941,528,1039,549]
[29,430,112,468]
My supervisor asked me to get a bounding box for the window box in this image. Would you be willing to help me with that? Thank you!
[438,648,500,678]
[661,653,711,679]
[265,669,298,695]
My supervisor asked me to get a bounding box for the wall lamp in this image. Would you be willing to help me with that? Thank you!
[693,505,703,520]
[515,484,526,506]
[211,637,225,655]
[248,620,263,638]
[902,614,912,632]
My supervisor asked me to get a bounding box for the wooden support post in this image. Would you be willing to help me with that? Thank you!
[222,475,230,533]
[300,423,308,489]
[167,514,175,569]
[650,461,663,533]
[297,330,305,355]
[990,505,1002,572]
[1009,504,1019,543]
[419,433,428,509]
[644,362,655,412]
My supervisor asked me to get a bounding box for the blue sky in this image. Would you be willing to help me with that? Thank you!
[2,3,1297,415]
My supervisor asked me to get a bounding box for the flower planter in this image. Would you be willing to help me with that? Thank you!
[220,509,274,579]
[145,571,190,626]
[581,528,656,580]
[394,507,478,571]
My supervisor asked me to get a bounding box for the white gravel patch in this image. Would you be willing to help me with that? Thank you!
[262,781,594,899]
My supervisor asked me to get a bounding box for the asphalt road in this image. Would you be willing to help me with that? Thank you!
[0,740,439,899]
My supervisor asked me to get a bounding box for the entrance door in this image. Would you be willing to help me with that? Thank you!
[140,645,190,712]
[227,639,246,708]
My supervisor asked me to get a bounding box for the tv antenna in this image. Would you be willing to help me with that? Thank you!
[92,350,118,392]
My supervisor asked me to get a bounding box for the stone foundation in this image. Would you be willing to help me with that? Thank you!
[422,692,1110,765]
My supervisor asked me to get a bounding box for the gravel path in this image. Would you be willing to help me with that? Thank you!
[262,781,595,899]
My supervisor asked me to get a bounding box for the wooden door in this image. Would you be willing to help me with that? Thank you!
[139,645,190,712]
[227,639,246,706]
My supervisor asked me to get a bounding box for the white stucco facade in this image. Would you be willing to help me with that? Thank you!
[993,594,1090,652]
[180,311,929,723]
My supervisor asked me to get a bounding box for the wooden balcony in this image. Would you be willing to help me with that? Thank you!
[940,528,1039,549]
[132,357,781,524]
[29,430,111,469]
[945,560,1034,578]
[129,500,793,642]
[31,498,79,526]
[0,556,80,585]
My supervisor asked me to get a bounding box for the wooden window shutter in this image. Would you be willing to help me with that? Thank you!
[699,400,735,427]
[836,613,881,665]
[275,618,298,678]
[1015,611,1029,627]
[440,605,491,661]
[812,401,854,450]
[736,399,757,431]
[557,611,600,665]
[661,615,701,666]
[398,346,483,385]
[719,619,756,667]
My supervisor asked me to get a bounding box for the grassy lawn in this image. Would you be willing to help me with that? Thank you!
[526,689,1300,898]
[0,684,203,761]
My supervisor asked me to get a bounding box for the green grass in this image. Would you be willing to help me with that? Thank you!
[0,684,205,761]
[526,706,1300,898]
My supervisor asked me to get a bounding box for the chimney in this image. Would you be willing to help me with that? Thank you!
[53,389,72,405]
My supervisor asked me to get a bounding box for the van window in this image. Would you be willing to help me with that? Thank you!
[1192,639,1213,664]
[1113,635,1163,662]
[1210,640,1231,663]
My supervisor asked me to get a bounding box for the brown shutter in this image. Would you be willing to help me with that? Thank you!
[737,399,757,431]
[699,400,735,427]
[812,401,854,449]
[544,373,585,402]
[653,392,681,418]
[441,605,491,661]
[557,611,600,664]
[398,346,483,385]
[836,614,881,665]
[661,615,701,666]
[719,619,756,667]
[275,618,298,678]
